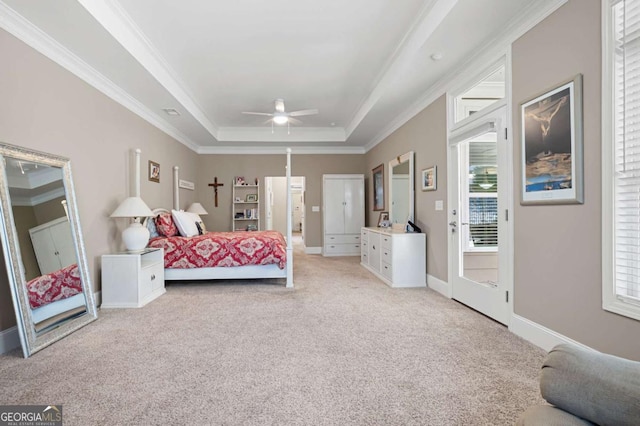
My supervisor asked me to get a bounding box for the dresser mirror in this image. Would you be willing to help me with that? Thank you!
[0,142,97,357]
[389,151,415,225]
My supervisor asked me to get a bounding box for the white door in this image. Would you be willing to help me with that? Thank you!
[448,107,510,325]
[324,178,345,235]
[50,220,76,269]
[343,177,364,235]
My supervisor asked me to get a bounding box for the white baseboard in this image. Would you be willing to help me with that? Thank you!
[0,326,20,354]
[510,314,593,352]
[304,246,322,254]
[427,274,450,298]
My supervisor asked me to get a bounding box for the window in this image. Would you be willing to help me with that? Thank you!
[461,138,498,251]
[603,0,640,320]
[454,65,505,123]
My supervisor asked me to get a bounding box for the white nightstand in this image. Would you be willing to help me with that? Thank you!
[101,248,165,308]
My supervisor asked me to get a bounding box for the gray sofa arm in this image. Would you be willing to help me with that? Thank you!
[539,344,640,426]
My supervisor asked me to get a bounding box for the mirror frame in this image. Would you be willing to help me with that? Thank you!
[388,151,415,225]
[0,142,97,357]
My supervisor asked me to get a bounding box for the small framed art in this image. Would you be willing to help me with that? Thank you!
[421,166,436,191]
[149,161,160,183]
[246,194,258,202]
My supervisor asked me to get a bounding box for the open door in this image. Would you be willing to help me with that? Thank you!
[448,106,510,325]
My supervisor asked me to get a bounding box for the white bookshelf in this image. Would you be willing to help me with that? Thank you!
[232,177,260,231]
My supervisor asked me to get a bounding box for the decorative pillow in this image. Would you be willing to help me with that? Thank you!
[171,209,199,237]
[146,216,160,239]
[155,212,178,237]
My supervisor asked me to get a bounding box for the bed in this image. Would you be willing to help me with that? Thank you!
[26,263,87,328]
[143,148,294,287]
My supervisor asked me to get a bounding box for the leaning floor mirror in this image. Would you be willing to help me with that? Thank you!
[0,142,97,357]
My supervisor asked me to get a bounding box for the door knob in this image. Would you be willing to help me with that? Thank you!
[449,221,457,227]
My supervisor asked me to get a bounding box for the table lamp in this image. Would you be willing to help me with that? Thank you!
[110,196,154,251]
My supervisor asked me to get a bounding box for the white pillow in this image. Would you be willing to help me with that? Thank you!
[171,210,199,237]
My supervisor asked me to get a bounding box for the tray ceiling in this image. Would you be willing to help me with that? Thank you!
[0,0,565,153]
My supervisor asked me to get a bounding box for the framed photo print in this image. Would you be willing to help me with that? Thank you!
[377,212,389,227]
[520,74,583,204]
[372,164,385,211]
[421,166,436,191]
[246,194,258,202]
[149,161,160,183]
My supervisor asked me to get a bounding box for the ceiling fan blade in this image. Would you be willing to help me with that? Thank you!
[289,108,319,117]
[275,99,285,113]
[262,118,274,125]
[242,111,273,116]
[288,117,303,125]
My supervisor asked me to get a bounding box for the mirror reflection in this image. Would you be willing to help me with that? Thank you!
[7,159,86,334]
[389,152,414,225]
[0,144,97,357]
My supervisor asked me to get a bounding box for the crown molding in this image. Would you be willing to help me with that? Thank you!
[364,0,568,153]
[0,1,201,153]
[197,145,365,155]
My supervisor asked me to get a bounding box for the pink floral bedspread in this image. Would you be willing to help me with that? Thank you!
[27,263,82,309]
[148,230,287,270]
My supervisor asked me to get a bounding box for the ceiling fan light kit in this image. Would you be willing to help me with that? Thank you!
[273,114,288,125]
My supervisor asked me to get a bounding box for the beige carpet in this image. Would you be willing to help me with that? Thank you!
[0,239,545,425]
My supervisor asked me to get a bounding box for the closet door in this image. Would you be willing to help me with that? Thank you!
[343,177,364,235]
[324,178,345,235]
[49,220,76,268]
[30,228,60,275]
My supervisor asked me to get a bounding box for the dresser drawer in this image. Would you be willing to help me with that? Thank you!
[325,234,361,244]
[381,248,392,264]
[324,243,361,255]
[380,234,392,249]
[381,261,392,280]
[361,229,369,242]
[361,252,368,264]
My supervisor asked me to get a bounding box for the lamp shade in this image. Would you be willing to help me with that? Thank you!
[110,197,153,218]
[187,202,208,215]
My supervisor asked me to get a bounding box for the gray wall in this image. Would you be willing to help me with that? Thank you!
[365,96,448,282]
[512,0,640,360]
[0,29,198,331]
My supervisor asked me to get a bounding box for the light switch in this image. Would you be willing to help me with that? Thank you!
[312,206,320,212]
[435,200,444,211]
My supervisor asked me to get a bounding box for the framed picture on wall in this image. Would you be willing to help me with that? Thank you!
[421,166,436,191]
[149,161,160,183]
[372,164,384,211]
[520,74,583,204]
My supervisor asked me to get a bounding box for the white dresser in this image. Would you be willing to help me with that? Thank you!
[361,227,426,288]
[323,174,365,256]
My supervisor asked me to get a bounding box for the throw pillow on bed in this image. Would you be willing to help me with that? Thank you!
[172,209,200,237]
[155,212,179,237]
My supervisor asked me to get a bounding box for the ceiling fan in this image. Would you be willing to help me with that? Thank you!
[242,98,318,133]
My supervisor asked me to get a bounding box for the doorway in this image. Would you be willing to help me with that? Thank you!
[448,106,510,325]
[264,176,305,243]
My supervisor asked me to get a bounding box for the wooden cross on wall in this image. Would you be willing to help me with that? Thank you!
[208,177,224,207]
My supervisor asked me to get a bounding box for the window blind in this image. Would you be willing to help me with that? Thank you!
[614,0,640,301]
[466,141,498,249]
